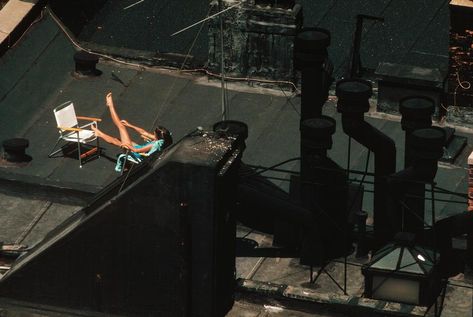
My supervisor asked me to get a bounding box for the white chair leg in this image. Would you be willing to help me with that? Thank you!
[48,138,63,158]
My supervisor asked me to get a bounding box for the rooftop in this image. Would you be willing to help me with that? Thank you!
[0,2,471,317]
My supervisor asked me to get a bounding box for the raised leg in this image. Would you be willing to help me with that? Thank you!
[106,92,133,147]
[92,126,125,148]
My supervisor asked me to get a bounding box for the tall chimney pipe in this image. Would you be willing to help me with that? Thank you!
[398,96,435,229]
[399,96,435,168]
[389,127,446,238]
[294,28,333,120]
[299,116,350,264]
[336,79,396,247]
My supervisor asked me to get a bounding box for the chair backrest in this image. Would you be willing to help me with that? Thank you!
[54,101,78,129]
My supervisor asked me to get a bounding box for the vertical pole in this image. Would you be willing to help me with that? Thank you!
[468,151,473,211]
[344,136,351,295]
[219,0,227,120]
[349,16,363,78]
[431,183,437,264]
[344,253,347,294]
[346,137,352,177]
[468,151,473,269]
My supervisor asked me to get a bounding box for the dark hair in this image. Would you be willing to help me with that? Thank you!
[155,126,173,149]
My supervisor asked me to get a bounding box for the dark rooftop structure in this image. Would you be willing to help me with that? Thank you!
[0,1,472,316]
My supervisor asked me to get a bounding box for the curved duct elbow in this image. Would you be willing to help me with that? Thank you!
[336,79,396,246]
[336,79,396,161]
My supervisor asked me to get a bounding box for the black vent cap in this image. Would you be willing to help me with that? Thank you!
[336,79,372,113]
[400,96,435,119]
[295,27,331,52]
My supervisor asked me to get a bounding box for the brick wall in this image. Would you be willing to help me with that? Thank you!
[208,0,302,82]
[447,1,473,109]
[469,151,473,211]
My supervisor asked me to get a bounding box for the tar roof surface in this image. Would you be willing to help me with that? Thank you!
[0,9,469,222]
[73,0,450,77]
[0,5,471,317]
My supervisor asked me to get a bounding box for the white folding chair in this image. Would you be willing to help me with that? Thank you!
[48,101,101,168]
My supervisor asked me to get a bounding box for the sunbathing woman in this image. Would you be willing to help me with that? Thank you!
[92,92,172,170]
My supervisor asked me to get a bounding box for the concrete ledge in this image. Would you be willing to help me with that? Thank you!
[0,0,36,35]
[0,169,97,206]
[237,278,428,317]
[0,0,45,57]
[450,0,473,7]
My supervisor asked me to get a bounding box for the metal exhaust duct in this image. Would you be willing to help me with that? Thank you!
[434,211,473,276]
[216,121,318,246]
[237,162,316,235]
[396,96,435,234]
[389,127,445,237]
[336,79,396,247]
[299,116,350,264]
[294,27,333,120]
[399,96,435,168]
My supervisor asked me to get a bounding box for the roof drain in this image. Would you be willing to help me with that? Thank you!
[73,50,102,78]
[388,127,445,239]
[336,79,396,248]
[1,138,31,167]
[294,27,333,121]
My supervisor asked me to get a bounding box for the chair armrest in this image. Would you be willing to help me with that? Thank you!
[58,126,82,131]
[79,121,98,129]
[77,116,102,122]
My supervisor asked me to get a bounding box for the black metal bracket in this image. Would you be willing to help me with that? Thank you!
[348,14,384,78]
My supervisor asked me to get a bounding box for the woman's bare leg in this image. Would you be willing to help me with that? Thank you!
[105,92,133,146]
[92,126,123,147]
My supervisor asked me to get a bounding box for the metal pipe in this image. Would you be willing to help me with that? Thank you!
[294,28,333,120]
[389,127,446,237]
[399,96,435,168]
[336,78,396,247]
[348,14,384,78]
[299,116,350,265]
